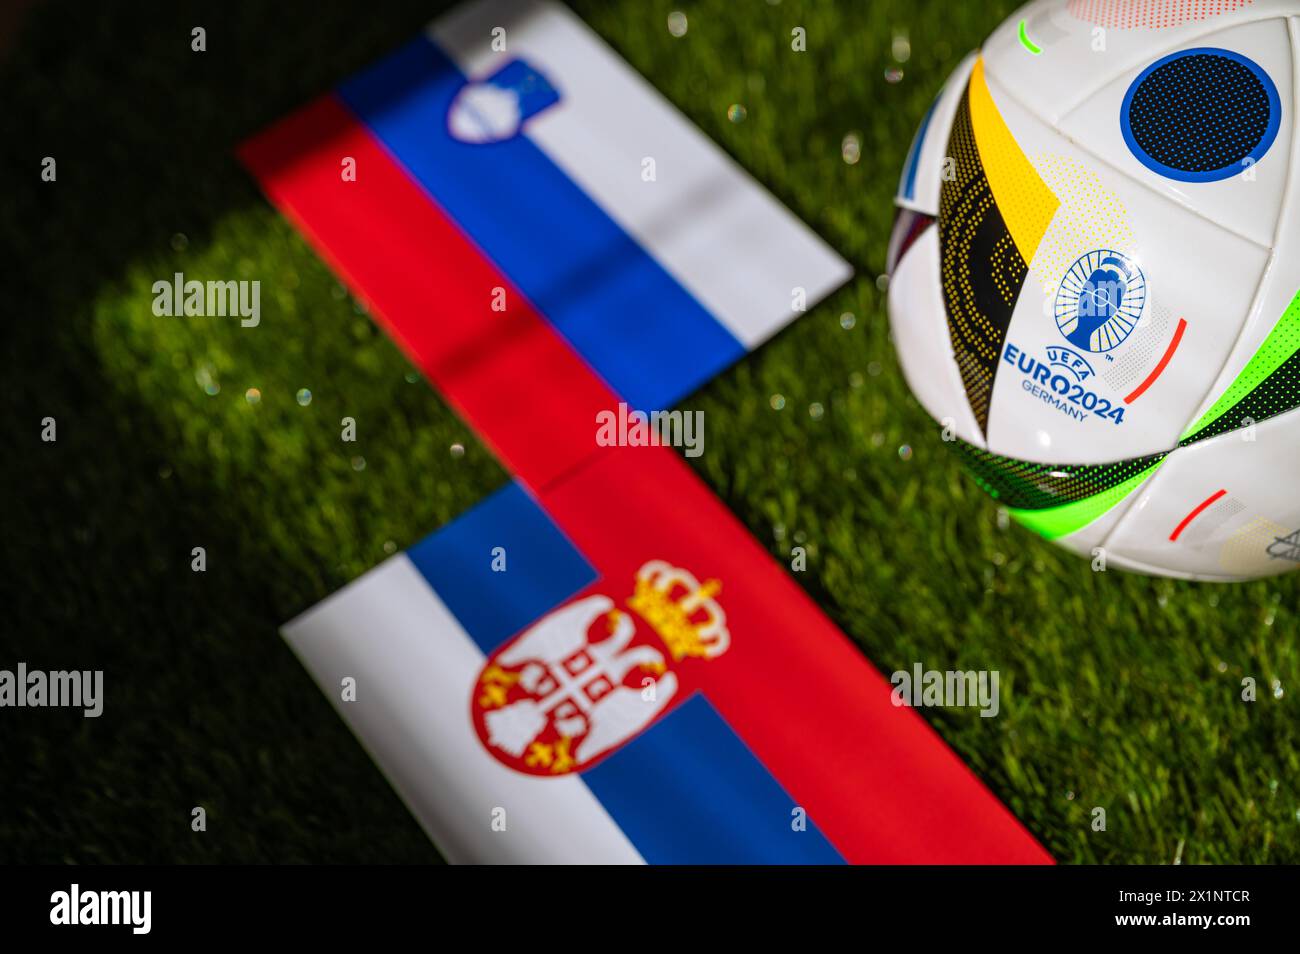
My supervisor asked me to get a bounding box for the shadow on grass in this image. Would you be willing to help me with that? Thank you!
[1,0,480,863]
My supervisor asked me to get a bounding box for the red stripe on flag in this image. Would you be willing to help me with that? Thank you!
[240,96,1052,864]
[237,95,613,490]
[544,447,1051,863]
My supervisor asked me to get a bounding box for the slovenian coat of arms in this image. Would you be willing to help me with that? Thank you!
[471,560,729,775]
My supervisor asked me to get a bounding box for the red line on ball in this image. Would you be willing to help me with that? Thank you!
[1125,317,1187,404]
[1169,488,1227,542]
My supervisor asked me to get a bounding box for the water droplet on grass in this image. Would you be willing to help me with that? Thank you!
[841,134,861,165]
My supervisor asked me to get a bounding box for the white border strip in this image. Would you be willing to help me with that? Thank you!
[282,555,645,864]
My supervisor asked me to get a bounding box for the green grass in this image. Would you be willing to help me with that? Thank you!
[4,0,1297,864]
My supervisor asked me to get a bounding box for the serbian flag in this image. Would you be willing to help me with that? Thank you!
[248,0,1051,864]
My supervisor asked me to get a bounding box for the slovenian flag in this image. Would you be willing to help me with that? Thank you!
[244,0,1050,864]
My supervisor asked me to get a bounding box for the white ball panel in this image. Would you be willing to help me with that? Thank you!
[1054,497,1137,557]
[1104,407,1300,578]
[1096,550,1225,581]
[887,227,988,447]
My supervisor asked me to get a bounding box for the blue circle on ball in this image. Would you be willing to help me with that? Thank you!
[1121,47,1281,184]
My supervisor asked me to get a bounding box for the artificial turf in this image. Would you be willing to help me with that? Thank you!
[3,0,1297,864]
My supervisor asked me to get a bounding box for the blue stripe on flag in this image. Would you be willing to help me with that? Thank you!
[407,481,597,655]
[337,37,745,412]
[583,693,845,864]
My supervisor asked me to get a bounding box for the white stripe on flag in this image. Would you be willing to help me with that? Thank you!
[281,556,645,864]
[429,0,851,349]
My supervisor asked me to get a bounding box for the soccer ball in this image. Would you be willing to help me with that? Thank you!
[887,0,1300,581]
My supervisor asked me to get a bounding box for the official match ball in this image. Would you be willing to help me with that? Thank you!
[886,0,1300,581]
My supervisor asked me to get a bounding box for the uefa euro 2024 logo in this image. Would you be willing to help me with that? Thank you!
[1053,250,1146,353]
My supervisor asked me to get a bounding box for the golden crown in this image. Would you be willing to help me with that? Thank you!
[627,560,730,661]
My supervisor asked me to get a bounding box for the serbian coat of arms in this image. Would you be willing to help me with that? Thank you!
[470,560,730,775]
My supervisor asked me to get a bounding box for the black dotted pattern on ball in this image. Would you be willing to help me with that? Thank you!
[947,440,1167,511]
[1180,349,1300,447]
[1128,53,1270,173]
